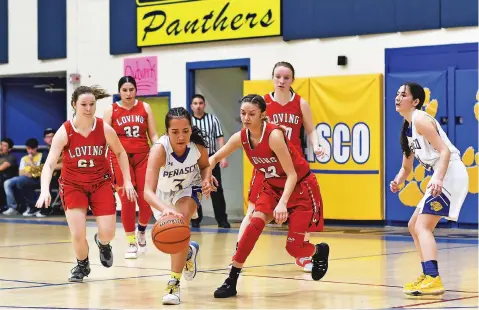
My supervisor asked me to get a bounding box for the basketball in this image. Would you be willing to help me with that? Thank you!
[151,215,191,254]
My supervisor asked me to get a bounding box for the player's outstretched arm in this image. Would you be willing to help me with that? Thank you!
[209,132,242,168]
[36,125,68,208]
[197,145,214,198]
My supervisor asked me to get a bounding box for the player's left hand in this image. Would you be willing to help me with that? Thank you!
[273,201,288,225]
[314,146,328,159]
[427,178,443,197]
[122,181,138,202]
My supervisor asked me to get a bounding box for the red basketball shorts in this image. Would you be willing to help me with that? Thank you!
[109,151,148,188]
[248,169,264,204]
[254,173,324,232]
[59,178,116,216]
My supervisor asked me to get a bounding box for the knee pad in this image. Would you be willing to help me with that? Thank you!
[285,231,315,258]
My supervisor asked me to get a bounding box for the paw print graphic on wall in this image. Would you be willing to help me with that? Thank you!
[462,90,479,195]
[397,87,437,207]
[422,88,438,118]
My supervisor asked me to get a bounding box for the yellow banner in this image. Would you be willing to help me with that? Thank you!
[309,74,383,220]
[137,0,281,47]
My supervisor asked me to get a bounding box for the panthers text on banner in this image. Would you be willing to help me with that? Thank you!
[137,0,281,47]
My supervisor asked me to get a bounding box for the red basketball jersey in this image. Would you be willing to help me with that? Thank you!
[111,100,150,153]
[241,122,310,189]
[264,92,304,155]
[61,117,110,185]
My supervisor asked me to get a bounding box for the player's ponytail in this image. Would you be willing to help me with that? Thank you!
[165,107,209,149]
[190,125,208,148]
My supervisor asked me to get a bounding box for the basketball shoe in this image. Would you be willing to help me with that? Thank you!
[403,273,426,294]
[162,279,180,305]
[94,233,113,267]
[68,260,91,282]
[405,275,445,295]
[183,241,199,281]
[311,242,329,281]
[137,230,147,253]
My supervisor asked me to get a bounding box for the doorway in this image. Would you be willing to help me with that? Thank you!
[186,59,250,221]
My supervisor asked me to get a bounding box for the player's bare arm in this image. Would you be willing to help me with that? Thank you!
[197,144,214,197]
[144,143,180,216]
[414,113,451,197]
[104,123,137,201]
[269,129,297,206]
[36,125,68,208]
[102,104,113,126]
[144,102,160,143]
[414,113,451,182]
[209,131,242,168]
[300,98,326,157]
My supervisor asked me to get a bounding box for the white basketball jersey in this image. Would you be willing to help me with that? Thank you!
[156,135,202,193]
[407,110,460,170]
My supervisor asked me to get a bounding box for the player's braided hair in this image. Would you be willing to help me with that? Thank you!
[399,82,425,157]
[71,85,110,116]
[165,107,208,148]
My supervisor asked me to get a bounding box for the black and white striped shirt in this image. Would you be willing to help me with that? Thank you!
[191,113,224,155]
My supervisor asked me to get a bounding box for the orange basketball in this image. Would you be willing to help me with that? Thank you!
[151,215,190,254]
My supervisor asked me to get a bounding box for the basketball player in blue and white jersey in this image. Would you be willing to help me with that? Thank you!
[144,107,214,305]
[390,82,468,296]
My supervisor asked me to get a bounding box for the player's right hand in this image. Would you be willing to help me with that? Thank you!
[161,207,183,218]
[273,201,288,225]
[390,180,400,193]
[35,191,51,208]
[122,181,138,202]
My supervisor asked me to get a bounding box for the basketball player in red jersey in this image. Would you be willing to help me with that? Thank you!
[210,95,330,298]
[103,76,159,259]
[35,85,137,282]
[235,62,328,273]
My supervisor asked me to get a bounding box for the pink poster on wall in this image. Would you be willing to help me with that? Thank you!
[123,56,158,96]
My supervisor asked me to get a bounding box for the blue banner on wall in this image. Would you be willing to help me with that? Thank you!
[385,71,447,223]
[454,69,478,224]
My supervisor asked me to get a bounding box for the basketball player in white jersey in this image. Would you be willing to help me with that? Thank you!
[144,107,214,305]
[390,82,468,296]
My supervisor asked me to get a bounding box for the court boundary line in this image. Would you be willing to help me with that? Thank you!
[0,278,51,285]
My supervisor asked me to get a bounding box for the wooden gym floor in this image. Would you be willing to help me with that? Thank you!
[0,216,477,310]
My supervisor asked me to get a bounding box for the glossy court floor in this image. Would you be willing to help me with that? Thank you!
[0,216,477,310]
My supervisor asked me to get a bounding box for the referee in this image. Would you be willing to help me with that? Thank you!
[190,94,230,228]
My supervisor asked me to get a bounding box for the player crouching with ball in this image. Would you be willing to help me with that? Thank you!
[144,107,215,305]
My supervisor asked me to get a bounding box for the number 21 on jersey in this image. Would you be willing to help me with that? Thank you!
[77,159,95,168]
